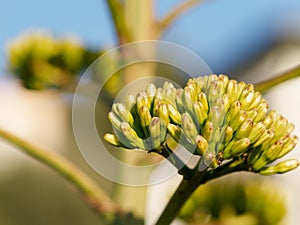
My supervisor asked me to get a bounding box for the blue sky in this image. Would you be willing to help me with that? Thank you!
[1,0,300,74]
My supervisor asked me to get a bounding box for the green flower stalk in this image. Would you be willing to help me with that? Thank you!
[104,74,299,176]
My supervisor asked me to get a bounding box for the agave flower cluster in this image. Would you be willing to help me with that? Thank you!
[6,30,89,89]
[104,74,299,175]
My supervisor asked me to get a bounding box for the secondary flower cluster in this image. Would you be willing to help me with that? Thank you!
[6,30,99,89]
[104,75,299,175]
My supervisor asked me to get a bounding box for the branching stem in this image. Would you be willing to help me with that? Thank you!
[155,160,248,225]
[159,0,203,30]
[255,64,300,93]
[0,128,121,220]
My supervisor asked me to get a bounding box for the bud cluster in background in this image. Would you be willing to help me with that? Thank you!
[179,178,286,225]
[6,30,100,89]
[104,74,299,176]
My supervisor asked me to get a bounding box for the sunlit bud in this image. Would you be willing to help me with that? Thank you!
[104,133,123,147]
[176,89,185,113]
[224,126,234,144]
[182,113,198,142]
[219,74,229,89]
[138,106,152,137]
[227,80,238,102]
[247,108,258,121]
[223,138,251,159]
[146,83,156,103]
[203,121,214,141]
[265,140,284,161]
[278,135,298,158]
[248,122,266,142]
[240,91,255,108]
[227,100,241,122]
[198,92,209,113]
[230,110,247,131]
[120,122,145,149]
[167,103,182,125]
[236,81,247,99]
[114,103,134,125]
[239,84,254,102]
[254,99,268,120]
[252,141,284,171]
[273,116,288,138]
[149,117,161,149]
[253,129,274,148]
[222,94,230,113]
[157,103,170,125]
[235,119,253,140]
[193,101,208,126]
[160,119,167,143]
[125,94,136,111]
[164,86,177,104]
[286,122,295,134]
[108,112,121,130]
[259,159,300,175]
[208,80,222,104]
[210,105,224,128]
[182,88,195,113]
[249,92,262,109]
[195,135,208,156]
[136,91,150,110]
[167,124,181,143]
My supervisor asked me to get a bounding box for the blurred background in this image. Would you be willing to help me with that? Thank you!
[1,0,300,224]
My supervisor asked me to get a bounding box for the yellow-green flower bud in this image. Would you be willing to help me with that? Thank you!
[149,117,162,149]
[230,110,247,131]
[167,103,182,125]
[278,135,298,158]
[125,94,136,111]
[248,122,266,142]
[227,80,238,103]
[104,133,123,147]
[156,103,170,125]
[175,89,185,113]
[108,111,121,131]
[167,124,181,143]
[198,92,209,113]
[146,83,156,103]
[138,106,152,137]
[235,118,253,140]
[203,120,214,141]
[120,122,145,149]
[259,159,300,175]
[196,135,208,155]
[224,126,234,144]
[182,113,198,143]
[223,138,251,159]
[114,103,134,126]
[182,88,195,113]
[193,101,207,126]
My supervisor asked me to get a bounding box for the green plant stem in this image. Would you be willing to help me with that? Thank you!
[159,0,203,30]
[155,160,248,225]
[0,128,121,220]
[158,144,196,179]
[255,64,300,93]
[106,0,132,44]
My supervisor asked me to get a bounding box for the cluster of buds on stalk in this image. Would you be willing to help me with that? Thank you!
[104,74,299,176]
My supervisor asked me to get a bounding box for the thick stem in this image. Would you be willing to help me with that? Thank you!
[155,160,247,225]
[155,171,206,225]
[106,0,131,44]
[158,144,196,179]
[255,64,300,93]
[0,128,120,219]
